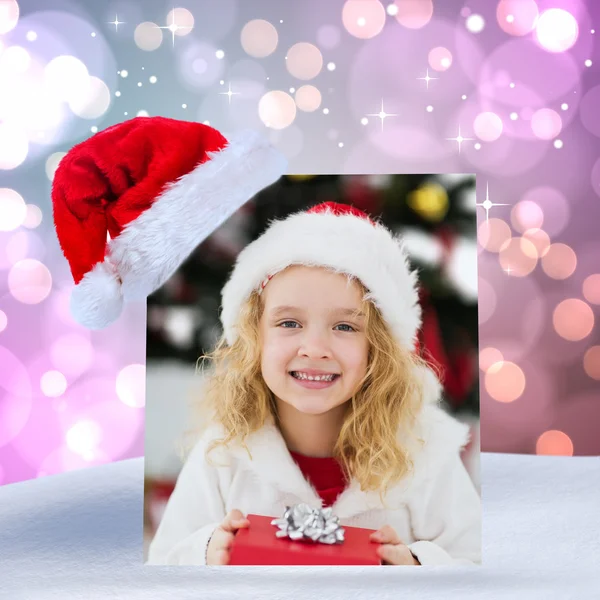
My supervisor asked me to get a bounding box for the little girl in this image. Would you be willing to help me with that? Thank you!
[147,202,481,566]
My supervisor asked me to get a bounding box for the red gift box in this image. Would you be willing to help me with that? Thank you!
[228,514,382,565]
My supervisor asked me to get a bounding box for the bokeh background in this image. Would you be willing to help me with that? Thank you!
[1,0,600,487]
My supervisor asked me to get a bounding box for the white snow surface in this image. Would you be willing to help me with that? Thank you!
[1,453,599,599]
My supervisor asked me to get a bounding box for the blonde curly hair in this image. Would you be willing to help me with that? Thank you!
[187,271,435,497]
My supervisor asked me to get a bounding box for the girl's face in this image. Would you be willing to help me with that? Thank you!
[259,265,369,417]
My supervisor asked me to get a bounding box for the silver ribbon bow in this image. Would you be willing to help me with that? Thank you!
[271,503,345,545]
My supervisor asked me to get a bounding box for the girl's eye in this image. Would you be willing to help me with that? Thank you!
[335,323,356,332]
[279,320,300,328]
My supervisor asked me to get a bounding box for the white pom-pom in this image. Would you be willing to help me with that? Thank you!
[70,262,124,329]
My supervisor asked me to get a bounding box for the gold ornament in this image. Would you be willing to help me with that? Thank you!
[287,174,315,181]
[407,183,449,222]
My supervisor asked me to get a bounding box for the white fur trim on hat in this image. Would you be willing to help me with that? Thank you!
[107,129,287,302]
[220,208,422,351]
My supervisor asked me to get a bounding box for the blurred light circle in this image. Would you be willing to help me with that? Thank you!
[466,14,485,33]
[535,9,578,53]
[394,0,433,29]
[583,274,600,304]
[530,108,562,140]
[0,309,6,332]
[259,90,296,129]
[511,200,543,233]
[580,345,600,383]
[134,22,163,51]
[40,370,67,398]
[60,377,143,459]
[43,55,90,103]
[553,299,594,341]
[50,332,94,378]
[479,347,504,371]
[428,46,452,72]
[477,277,496,324]
[536,430,573,456]
[166,8,194,36]
[286,42,323,80]
[0,45,30,73]
[7,229,44,264]
[542,243,577,280]
[580,86,600,139]
[241,19,278,58]
[68,76,111,119]
[498,237,538,276]
[342,0,386,39]
[0,122,28,169]
[295,85,322,112]
[477,218,512,252]
[23,204,42,229]
[116,363,146,408]
[583,346,600,380]
[0,0,19,34]
[317,24,341,49]
[0,188,26,231]
[473,111,503,141]
[522,228,550,257]
[66,419,102,456]
[0,345,32,446]
[496,0,539,36]
[8,259,52,304]
[179,41,224,88]
[551,392,600,455]
[45,151,66,181]
[485,360,526,402]
[521,186,569,236]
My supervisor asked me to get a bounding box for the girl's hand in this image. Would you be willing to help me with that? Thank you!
[206,509,250,565]
[370,525,420,565]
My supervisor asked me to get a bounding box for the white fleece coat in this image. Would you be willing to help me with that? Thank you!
[147,400,481,567]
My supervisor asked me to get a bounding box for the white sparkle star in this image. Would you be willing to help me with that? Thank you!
[476,182,509,221]
[417,68,439,89]
[366,99,398,131]
[109,14,125,32]
[219,82,240,104]
[155,9,193,47]
[446,125,474,154]
[504,266,513,276]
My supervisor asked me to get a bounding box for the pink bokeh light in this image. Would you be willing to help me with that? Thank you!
[50,332,94,378]
[0,345,32,447]
[530,108,562,140]
[58,377,144,459]
[535,8,579,53]
[8,259,52,304]
[521,186,570,237]
[393,0,433,29]
[316,25,341,49]
[473,111,503,141]
[428,46,452,72]
[496,0,539,36]
[342,0,386,39]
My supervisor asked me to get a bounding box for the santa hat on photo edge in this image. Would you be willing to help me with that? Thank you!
[220,201,444,405]
[51,116,287,330]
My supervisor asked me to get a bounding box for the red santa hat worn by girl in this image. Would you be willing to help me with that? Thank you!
[51,116,287,329]
[220,201,443,403]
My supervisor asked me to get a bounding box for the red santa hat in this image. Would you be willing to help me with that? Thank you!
[51,116,287,329]
[220,201,443,403]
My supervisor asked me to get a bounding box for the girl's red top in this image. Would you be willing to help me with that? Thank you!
[289,450,348,507]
